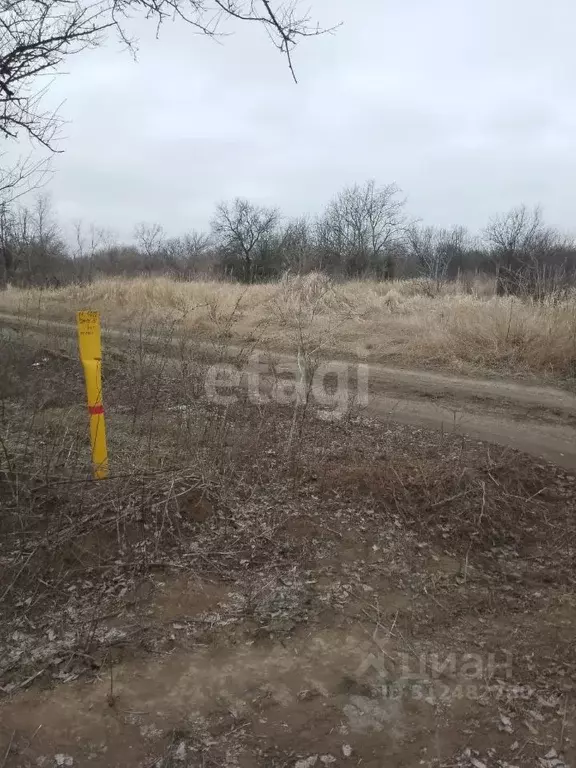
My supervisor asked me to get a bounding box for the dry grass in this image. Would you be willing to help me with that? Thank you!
[2,273,576,378]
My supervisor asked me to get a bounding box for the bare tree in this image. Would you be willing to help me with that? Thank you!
[484,205,547,258]
[0,201,13,285]
[29,192,65,280]
[180,230,212,275]
[0,0,332,150]
[407,225,468,284]
[0,192,67,284]
[74,219,107,281]
[279,216,315,273]
[161,231,213,275]
[134,221,165,273]
[483,205,558,295]
[211,197,279,281]
[33,193,56,245]
[318,180,407,276]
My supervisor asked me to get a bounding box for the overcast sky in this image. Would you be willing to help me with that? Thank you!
[30,0,576,240]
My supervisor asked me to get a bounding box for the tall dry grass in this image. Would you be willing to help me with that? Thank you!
[1,273,575,378]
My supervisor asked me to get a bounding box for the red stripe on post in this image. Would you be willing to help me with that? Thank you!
[88,404,104,415]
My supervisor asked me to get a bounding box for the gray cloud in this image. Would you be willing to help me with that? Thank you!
[28,0,576,240]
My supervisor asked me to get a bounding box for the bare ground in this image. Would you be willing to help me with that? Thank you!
[0,316,575,768]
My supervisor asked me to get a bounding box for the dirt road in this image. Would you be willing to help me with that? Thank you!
[1,310,576,468]
[363,364,576,469]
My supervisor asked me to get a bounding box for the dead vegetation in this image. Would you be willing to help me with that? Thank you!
[0,320,575,767]
[1,273,576,379]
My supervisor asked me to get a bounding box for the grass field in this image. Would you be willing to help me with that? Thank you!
[1,273,576,379]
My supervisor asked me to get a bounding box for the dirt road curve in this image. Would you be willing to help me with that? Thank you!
[363,364,576,469]
[2,311,576,469]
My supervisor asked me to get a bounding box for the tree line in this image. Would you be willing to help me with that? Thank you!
[1,180,575,298]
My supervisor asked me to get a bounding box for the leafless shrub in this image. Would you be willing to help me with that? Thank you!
[407,225,469,285]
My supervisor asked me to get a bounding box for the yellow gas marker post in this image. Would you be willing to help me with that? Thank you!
[77,311,109,479]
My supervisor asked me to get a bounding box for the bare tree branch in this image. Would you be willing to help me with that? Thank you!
[0,0,333,153]
[0,150,51,201]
